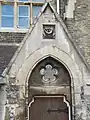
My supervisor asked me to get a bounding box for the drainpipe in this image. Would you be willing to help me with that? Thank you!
[57,0,60,14]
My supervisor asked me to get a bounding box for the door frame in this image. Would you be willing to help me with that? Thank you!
[28,95,71,120]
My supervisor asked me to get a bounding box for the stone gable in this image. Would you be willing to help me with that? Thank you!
[3,2,90,120]
[0,1,90,120]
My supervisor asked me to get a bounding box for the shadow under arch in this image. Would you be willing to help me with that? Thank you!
[13,45,81,120]
[27,56,73,120]
[26,54,73,86]
[28,56,71,87]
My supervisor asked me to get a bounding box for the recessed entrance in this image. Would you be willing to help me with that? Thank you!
[29,96,70,120]
[28,57,72,120]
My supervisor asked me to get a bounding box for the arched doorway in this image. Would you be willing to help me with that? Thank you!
[28,57,72,120]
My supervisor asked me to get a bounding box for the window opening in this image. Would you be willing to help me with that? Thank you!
[0,0,45,31]
[1,4,14,27]
[18,5,30,28]
[32,0,45,2]
[19,0,28,1]
[32,5,42,20]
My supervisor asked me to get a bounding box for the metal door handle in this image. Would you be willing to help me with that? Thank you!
[47,108,68,113]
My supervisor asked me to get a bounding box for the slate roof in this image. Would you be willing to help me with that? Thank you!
[0,45,17,76]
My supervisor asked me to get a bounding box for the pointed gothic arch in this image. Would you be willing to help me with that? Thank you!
[28,56,72,120]
[15,45,82,120]
[28,56,72,99]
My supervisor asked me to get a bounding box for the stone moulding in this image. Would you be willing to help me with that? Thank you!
[13,45,82,120]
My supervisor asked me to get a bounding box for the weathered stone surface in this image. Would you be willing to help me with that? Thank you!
[66,0,90,66]
[2,1,90,120]
[0,86,6,120]
[6,85,19,104]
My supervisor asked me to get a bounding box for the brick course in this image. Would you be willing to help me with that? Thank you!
[0,32,26,43]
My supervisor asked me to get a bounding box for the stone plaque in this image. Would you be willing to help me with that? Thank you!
[43,24,55,39]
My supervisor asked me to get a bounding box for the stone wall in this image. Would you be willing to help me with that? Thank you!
[5,83,26,120]
[3,1,90,120]
[65,0,90,119]
[0,32,26,120]
[66,0,90,65]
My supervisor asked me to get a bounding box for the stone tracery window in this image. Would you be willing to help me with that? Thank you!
[29,57,70,86]
[40,64,58,84]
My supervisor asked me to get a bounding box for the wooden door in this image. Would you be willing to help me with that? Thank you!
[29,96,69,120]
